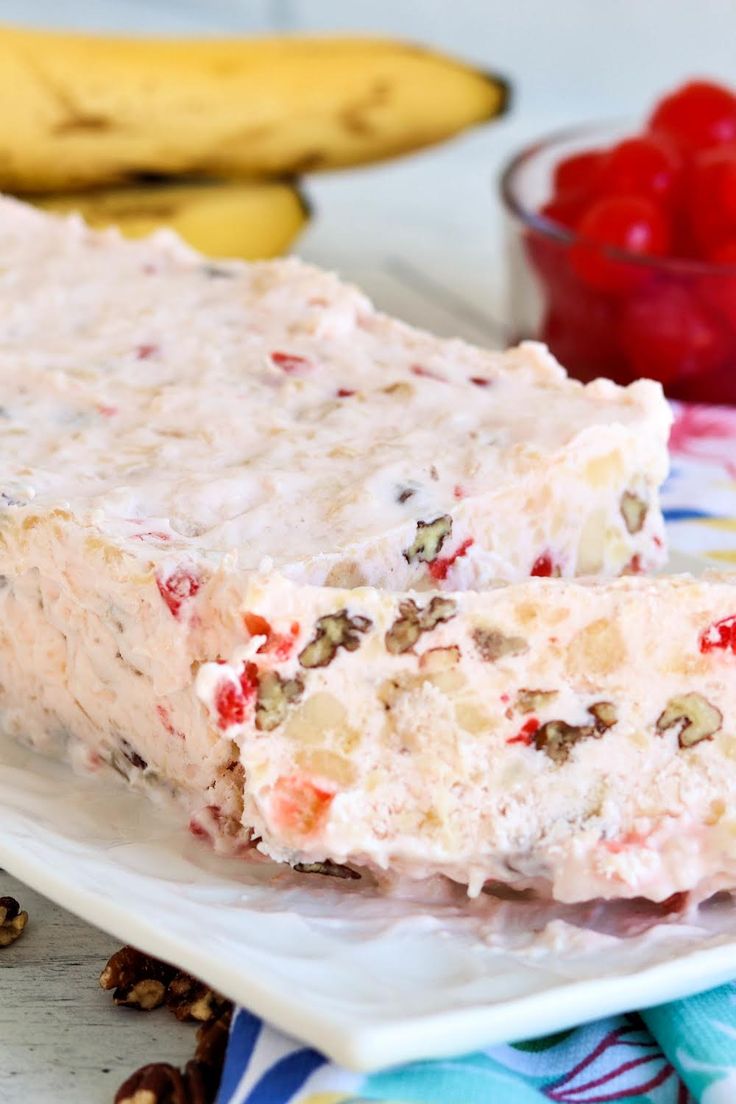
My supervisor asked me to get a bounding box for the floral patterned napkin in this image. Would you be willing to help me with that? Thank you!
[216,402,736,1104]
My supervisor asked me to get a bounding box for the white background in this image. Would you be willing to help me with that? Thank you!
[2,2,736,1100]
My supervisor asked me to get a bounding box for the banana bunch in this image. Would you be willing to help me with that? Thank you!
[1,23,509,259]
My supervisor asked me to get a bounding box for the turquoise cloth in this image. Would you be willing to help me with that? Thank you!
[217,987,736,1102]
[216,402,736,1104]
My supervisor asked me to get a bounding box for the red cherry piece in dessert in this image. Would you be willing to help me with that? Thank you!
[239,661,259,698]
[428,537,474,581]
[214,679,245,729]
[700,614,736,655]
[271,351,310,373]
[571,196,670,293]
[619,281,726,385]
[507,717,540,746]
[596,135,681,206]
[553,149,604,198]
[531,552,556,577]
[272,776,334,837]
[136,343,159,360]
[156,566,201,618]
[649,80,736,155]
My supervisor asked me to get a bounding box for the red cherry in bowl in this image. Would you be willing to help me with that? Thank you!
[571,195,670,293]
[649,79,736,155]
[595,135,682,206]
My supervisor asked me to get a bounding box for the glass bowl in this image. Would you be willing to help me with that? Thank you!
[500,122,736,404]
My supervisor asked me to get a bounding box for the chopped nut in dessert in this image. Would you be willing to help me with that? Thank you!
[0,895,28,947]
[534,700,618,763]
[293,859,361,879]
[657,692,723,748]
[100,945,176,1010]
[381,380,413,397]
[402,514,452,564]
[298,609,372,668]
[419,645,461,672]
[534,719,596,764]
[473,627,528,662]
[255,670,304,731]
[589,700,618,731]
[385,596,458,654]
[120,738,147,770]
[620,490,648,534]
[516,688,558,714]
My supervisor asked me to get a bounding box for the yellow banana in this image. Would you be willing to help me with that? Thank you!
[0,25,509,192]
[32,179,309,260]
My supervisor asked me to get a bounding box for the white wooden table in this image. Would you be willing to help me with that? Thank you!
[2,1,735,1100]
[0,871,195,1104]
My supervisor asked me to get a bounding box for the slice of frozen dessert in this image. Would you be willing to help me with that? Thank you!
[0,196,679,898]
[197,571,736,905]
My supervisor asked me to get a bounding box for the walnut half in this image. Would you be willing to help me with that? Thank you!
[535,701,618,764]
[657,692,722,748]
[385,596,457,654]
[100,946,175,1010]
[403,514,452,564]
[0,896,28,948]
[298,609,372,668]
[255,671,304,732]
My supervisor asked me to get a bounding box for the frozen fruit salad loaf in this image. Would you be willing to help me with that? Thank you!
[0,195,681,899]
[201,572,736,904]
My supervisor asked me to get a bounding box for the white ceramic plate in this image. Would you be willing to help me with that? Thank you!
[3,550,735,1073]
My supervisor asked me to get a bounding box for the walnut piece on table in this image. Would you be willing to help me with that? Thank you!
[103,945,234,1104]
[0,894,28,947]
